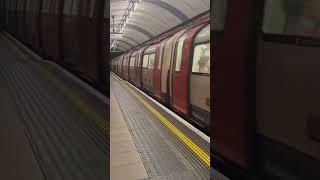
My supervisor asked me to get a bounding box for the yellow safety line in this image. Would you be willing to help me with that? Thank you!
[113,74,210,166]
[0,34,108,132]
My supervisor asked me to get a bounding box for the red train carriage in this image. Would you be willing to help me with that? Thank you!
[134,46,147,88]
[0,0,5,26]
[172,23,208,116]
[16,0,26,43]
[112,20,211,131]
[212,0,320,179]
[161,29,187,105]
[189,24,210,128]
[40,0,62,62]
[117,54,125,77]
[4,0,108,92]
[141,44,157,93]
[129,51,137,83]
[61,0,78,68]
[122,53,131,81]
[7,0,17,37]
[152,39,168,100]
[115,57,119,75]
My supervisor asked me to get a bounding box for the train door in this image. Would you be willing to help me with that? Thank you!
[34,0,43,54]
[212,0,262,173]
[115,57,118,74]
[255,0,320,178]
[119,55,124,77]
[153,46,161,99]
[172,25,204,114]
[123,54,130,81]
[18,0,26,43]
[141,53,149,91]
[24,0,32,47]
[16,0,23,38]
[119,56,122,76]
[129,53,136,83]
[8,0,14,33]
[136,47,146,88]
[161,30,186,105]
[0,0,3,27]
[153,40,166,100]
[147,52,155,93]
[189,24,210,129]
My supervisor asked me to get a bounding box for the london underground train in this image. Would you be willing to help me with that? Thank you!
[212,0,320,179]
[112,20,210,131]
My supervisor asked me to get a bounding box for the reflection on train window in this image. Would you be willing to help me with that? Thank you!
[54,1,59,14]
[49,1,54,14]
[142,54,149,68]
[138,55,142,67]
[17,1,22,12]
[212,0,227,30]
[81,1,88,16]
[130,57,135,67]
[26,0,31,13]
[104,0,108,18]
[41,0,48,13]
[90,0,95,18]
[149,54,155,69]
[192,43,210,74]
[63,0,73,15]
[158,48,163,70]
[124,58,128,66]
[263,0,320,38]
[175,35,186,72]
[72,0,79,15]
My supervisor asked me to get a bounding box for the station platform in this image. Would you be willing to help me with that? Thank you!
[0,32,108,179]
[110,73,210,180]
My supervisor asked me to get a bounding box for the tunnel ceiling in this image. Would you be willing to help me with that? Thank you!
[110,0,210,51]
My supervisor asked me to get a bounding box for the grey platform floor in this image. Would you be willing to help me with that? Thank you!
[0,33,108,180]
[111,74,210,180]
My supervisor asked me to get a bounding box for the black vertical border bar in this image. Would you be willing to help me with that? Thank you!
[245,0,265,177]
[97,0,109,96]
[98,0,110,179]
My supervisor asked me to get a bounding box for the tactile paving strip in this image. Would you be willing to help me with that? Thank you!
[111,75,210,180]
[0,38,108,179]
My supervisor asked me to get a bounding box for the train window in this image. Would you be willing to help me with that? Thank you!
[192,43,210,74]
[49,0,55,14]
[71,0,79,15]
[104,0,109,19]
[195,24,210,44]
[41,0,48,13]
[149,54,155,69]
[26,0,32,12]
[263,0,320,39]
[130,57,136,67]
[175,34,186,72]
[63,0,73,15]
[16,0,19,12]
[54,1,60,15]
[19,0,24,12]
[158,47,163,70]
[80,1,87,16]
[212,0,227,31]
[142,54,149,68]
[90,0,95,18]
[125,57,129,66]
